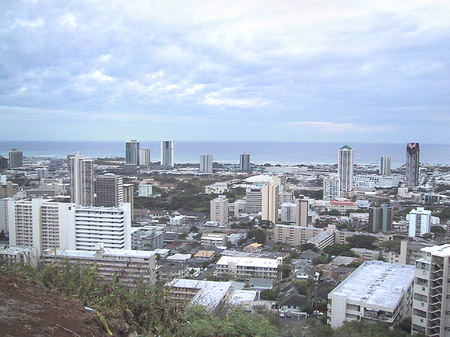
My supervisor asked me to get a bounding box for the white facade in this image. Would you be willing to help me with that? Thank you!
[205,182,228,194]
[68,203,132,251]
[379,155,391,176]
[199,154,213,173]
[280,202,296,223]
[0,198,8,234]
[246,185,262,213]
[261,182,279,224]
[355,174,401,188]
[215,256,281,281]
[161,140,174,167]
[201,233,227,246]
[338,145,354,198]
[328,261,415,329]
[323,175,340,201]
[170,215,186,226]
[210,195,229,226]
[408,207,432,238]
[139,147,151,166]
[36,168,49,179]
[68,153,94,206]
[138,183,153,197]
[8,199,74,255]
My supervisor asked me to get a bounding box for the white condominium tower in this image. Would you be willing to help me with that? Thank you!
[199,154,213,173]
[210,195,229,226]
[408,207,432,238]
[139,147,151,166]
[261,182,279,224]
[379,155,391,176]
[323,175,340,201]
[161,140,174,167]
[338,145,354,198]
[68,153,94,206]
[125,140,140,165]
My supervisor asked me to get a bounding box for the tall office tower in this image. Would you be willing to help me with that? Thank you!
[246,185,262,213]
[8,149,23,168]
[0,156,7,169]
[68,153,94,206]
[161,140,174,167]
[68,203,131,251]
[95,174,123,207]
[199,154,213,173]
[262,182,279,224]
[338,145,354,198]
[239,153,250,171]
[295,197,310,227]
[139,147,151,166]
[280,202,296,223]
[122,184,134,221]
[408,207,432,238]
[125,140,140,165]
[411,244,450,336]
[323,175,340,201]
[379,155,391,176]
[406,143,420,188]
[7,199,74,255]
[210,195,229,226]
[368,204,393,232]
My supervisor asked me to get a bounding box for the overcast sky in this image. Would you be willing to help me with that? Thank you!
[1,0,450,142]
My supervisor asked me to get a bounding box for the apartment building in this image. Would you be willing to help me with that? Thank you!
[201,233,227,247]
[42,244,157,285]
[210,195,228,226]
[328,261,415,329]
[215,256,281,281]
[411,244,450,336]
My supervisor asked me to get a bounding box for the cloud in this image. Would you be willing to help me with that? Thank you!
[286,121,394,132]
[58,13,77,28]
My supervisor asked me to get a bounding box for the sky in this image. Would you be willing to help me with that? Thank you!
[1,0,450,143]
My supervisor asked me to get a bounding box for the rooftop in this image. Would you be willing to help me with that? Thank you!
[43,248,156,259]
[329,261,415,309]
[421,244,450,257]
[216,256,280,268]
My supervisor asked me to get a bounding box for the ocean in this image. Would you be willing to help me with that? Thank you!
[0,141,449,168]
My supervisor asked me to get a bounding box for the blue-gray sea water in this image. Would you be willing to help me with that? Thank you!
[0,141,449,168]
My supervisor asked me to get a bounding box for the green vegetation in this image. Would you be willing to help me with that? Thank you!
[260,289,278,301]
[346,235,377,250]
[323,244,356,257]
[379,239,401,252]
[247,228,266,244]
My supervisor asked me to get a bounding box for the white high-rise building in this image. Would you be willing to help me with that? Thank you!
[262,182,279,224]
[36,168,49,179]
[161,141,174,167]
[280,202,296,223]
[8,199,74,255]
[323,175,340,201]
[408,207,432,238]
[138,182,153,197]
[246,185,262,213]
[68,203,131,251]
[411,244,450,336]
[0,198,9,235]
[68,153,94,206]
[338,145,354,198]
[139,147,151,166]
[125,140,140,165]
[199,154,213,173]
[379,155,391,176]
[240,153,250,171]
[210,195,229,226]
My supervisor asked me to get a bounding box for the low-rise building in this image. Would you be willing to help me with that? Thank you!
[170,215,186,226]
[204,182,228,194]
[0,245,35,265]
[215,256,281,281]
[201,233,227,247]
[328,261,415,329]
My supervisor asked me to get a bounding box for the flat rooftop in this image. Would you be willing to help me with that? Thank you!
[329,261,415,309]
[43,248,156,259]
[421,244,450,257]
[217,256,280,268]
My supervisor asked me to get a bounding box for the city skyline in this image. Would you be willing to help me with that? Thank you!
[1,1,450,143]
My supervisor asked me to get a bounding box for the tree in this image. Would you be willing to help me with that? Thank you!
[346,235,377,249]
[323,244,353,257]
[312,256,331,265]
[248,229,266,244]
[300,243,318,252]
[379,240,401,252]
[281,264,292,279]
[260,289,277,301]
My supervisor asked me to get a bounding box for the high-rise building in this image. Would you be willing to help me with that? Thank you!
[125,140,140,165]
[36,168,49,179]
[368,204,393,232]
[245,185,262,213]
[68,153,94,206]
[122,184,134,221]
[139,147,151,166]
[8,149,23,168]
[7,199,74,255]
[408,207,432,238]
[295,197,310,227]
[239,153,250,171]
[199,154,213,173]
[0,198,9,235]
[379,155,391,176]
[95,174,123,207]
[161,141,174,167]
[0,156,7,169]
[411,244,450,336]
[210,195,229,226]
[406,143,420,188]
[338,145,354,198]
[261,182,279,224]
[280,202,296,223]
[323,175,340,201]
